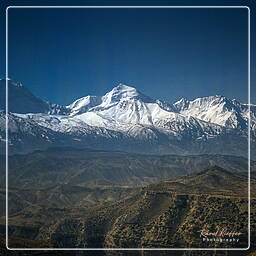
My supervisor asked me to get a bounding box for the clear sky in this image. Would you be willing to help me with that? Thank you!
[1,0,255,105]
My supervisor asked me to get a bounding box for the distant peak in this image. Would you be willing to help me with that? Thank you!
[107,83,139,98]
[213,95,227,100]
[174,97,190,110]
[113,83,137,91]
[101,83,153,104]
[174,97,189,105]
[232,98,240,105]
[193,95,226,101]
[198,165,232,175]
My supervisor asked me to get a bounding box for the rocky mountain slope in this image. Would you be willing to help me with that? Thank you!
[1,166,254,250]
[0,79,68,115]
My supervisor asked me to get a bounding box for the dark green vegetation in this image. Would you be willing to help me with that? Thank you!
[0,149,254,254]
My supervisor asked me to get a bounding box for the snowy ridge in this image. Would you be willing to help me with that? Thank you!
[0,79,255,156]
[67,95,102,115]
[173,95,252,129]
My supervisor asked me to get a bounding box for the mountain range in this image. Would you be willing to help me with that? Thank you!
[0,78,255,157]
[1,79,254,252]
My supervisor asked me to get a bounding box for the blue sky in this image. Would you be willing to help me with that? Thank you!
[1,0,255,105]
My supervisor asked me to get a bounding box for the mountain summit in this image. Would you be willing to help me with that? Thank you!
[101,83,153,104]
[67,83,154,116]
[73,83,177,126]
[174,95,250,129]
[0,79,68,114]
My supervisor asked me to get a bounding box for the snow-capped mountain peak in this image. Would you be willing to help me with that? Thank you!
[67,95,102,115]
[70,83,180,127]
[101,83,153,105]
[173,98,189,110]
[1,79,255,157]
[67,83,154,116]
[1,79,253,131]
[174,95,249,129]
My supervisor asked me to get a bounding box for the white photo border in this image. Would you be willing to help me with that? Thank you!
[5,5,251,251]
